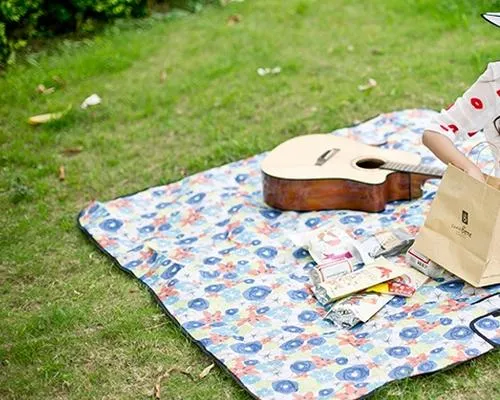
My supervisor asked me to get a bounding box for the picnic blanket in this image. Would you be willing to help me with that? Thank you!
[78,109,499,400]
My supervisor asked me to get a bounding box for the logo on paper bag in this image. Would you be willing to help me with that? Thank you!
[451,209,472,239]
[462,210,469,225]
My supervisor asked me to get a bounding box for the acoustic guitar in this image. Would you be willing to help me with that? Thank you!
[261,134,443,212]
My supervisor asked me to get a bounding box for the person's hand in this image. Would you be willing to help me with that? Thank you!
[465,165,486,183]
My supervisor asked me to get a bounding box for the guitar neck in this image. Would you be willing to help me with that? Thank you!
[382,161,444,177]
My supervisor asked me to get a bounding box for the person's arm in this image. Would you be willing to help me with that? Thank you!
[422,130,485,182]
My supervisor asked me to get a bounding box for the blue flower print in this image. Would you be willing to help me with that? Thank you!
[418,361,437,373]
[298,310,319,323]
[225,308,238,316]
[308,337,326,346]
[385,346,411,358]
[203,257,221,265]
[161,263,184,280]
[335,357,348,365]
[202,285,224,295]
[339,215,363,225]
[290,360,315,374]
[282,326,305,334]
[411,309,429,318]
[99,218,123,232]
[305,217,321,227]
[243,286,271,301]
[399,327,423,340]
[288,289,309,301]
[280,338,304,351]
[476,317,499,330]
[235,174,248,183]
[241,375,260,385]
[431,347,444,354]
[255,246,277,260]
[230,341,262,354]
[388,364,413,379]
[186,193,206,204]
[440,317,452,326]
[437,280,464,293]
[138,225,155,234]
[389,296,407,308]
[388,312,408,321]
[182,320,205,330]
[444,326,473,341]
[319,388,334,397]
[335,365,370,382]
[272,380,298,394]
[260,209,282,220]
[293,248,309,259]
[188,298,209,311]
[158,222,171,231]
[465,348,481,357]
[125,259,142,269]
[200,270,220,279]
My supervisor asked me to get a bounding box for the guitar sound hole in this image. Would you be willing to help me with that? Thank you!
[356,158,385,169]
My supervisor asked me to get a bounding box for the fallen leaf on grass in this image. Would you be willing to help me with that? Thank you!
[52,75,66,88]
[28,105,72,125]
[81,94,101,109]
[59,165,65,181]
[227,14,242,25]
[257,66,281,76]
[357,78,377,91]
[160,70,167,83]
[154,367,195,400]
[199,363,215,379]
[36,84,55,95]
[61,147,83,156]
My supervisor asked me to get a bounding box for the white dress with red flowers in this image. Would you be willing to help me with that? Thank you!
[427,62,500,177]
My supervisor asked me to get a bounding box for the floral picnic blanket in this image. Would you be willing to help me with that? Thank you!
[78,109,499,400]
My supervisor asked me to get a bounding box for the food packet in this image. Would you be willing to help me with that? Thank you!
[367,267,428,297]
[323,292,393,329]
[362,228,414,258]
[310,257,406,304]
[290,223,374,267]
[406,246,446,279]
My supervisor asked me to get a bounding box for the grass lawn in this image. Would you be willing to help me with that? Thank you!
[1,0,500,399]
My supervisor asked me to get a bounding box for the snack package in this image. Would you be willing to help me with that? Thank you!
[323,292,393,329]
[406,246,446,279]
[308,258,354,286]
[367,267,428,297]
[310,256,406,304]
[362,228,415,258]
[290,223,374,267]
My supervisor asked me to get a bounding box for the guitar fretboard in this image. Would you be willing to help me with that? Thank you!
[382,161,444,177]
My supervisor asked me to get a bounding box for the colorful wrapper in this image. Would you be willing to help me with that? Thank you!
[367,267,428,297]
[362,228,414,258]
[406,246,446,279]
[308,258,354,286]
[323,292,393,329]
[311,257,407,303]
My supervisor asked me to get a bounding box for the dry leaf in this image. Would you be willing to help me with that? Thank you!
[36,84,55,95]
[28,105,72,125]
[160,70,167,83]
[199,363,215,379]
[52,75,66,87]
[357,78,377,91]
[81,94,101,109]
[153,367,195,400]
[227,14,242,25]
[59,165,65,181]
[61,147,83,156]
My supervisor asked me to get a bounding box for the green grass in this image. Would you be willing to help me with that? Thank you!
[1,0,500,399]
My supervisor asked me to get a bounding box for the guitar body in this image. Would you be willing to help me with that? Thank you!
[261,134,441,212]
